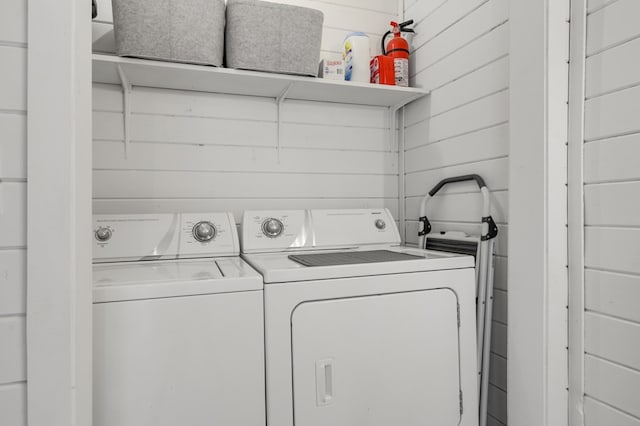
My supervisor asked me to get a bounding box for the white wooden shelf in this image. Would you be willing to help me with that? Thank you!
[92,54,429,108]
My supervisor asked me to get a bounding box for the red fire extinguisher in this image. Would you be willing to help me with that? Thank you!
[382,20,414,87]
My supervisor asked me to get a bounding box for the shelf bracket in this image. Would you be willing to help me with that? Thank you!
[276,83,294,163]
[116,64,132,159]
[388,93,424,152]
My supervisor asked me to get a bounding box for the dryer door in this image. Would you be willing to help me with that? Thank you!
[291,289,462,426]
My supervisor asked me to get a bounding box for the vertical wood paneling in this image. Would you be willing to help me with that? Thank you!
[0,1,27,422]
[583,0,640,423]
[404,1,509,423]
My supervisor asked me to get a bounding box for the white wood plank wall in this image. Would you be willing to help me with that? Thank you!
[92,1,402,221]
[0,0,28,424]
[403,0,509,424]
[582,0,640,424]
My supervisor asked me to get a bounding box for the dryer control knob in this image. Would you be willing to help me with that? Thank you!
[375,219,386,230]
[95,227,112,242]
[193,221,216,242]
[262,218,284,238]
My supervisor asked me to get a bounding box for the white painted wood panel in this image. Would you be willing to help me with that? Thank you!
[587,0,620,15]
[488,383,507,424]
[428,56,509,117]
[584,134,640,183]
[405,0,445,24]
[0,250,26,316]
[585,183,640,227]
[412,0,507,72]
[585,228,640,275]
[0,113,26,179]
[585,355,640,419]
[405,124,508,171]
[585,312,640,371]
[94,142,398,174]
[95,84,390,128]
[493,289,507,324]
[493,256,508,291]
[413,22,508,90]
[586,36,640,98]
[0,182,26,248]
[584,396,640,426]
[94,170,397,199]
[0,0,27,45]
[583,0,640,422]
[487,414,506,426]
[586,0,640,56]
[411,0,486,51]
[405,156,508,195]
[405,90,508,145]
[93,112,392,152]
[490,353,507,391]
[0,383,26,426]
[430,89,508,140]
[584,85,640,141]
[0,46,27,111]
[491,320,507,358]
[585,269,640,323]
[0,317,26,383]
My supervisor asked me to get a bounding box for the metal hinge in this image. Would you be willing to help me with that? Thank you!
[457,303,461,328]
[459,390,464,415]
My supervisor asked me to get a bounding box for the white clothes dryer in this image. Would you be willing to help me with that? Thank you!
[241,208,478,426]
[92,212,265,426]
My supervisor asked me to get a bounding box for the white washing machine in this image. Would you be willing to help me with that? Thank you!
[92,212,265,426]
[241,208,478,426]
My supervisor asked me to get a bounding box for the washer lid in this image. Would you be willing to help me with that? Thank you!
[92,257,262,303]
[241,245,474,284]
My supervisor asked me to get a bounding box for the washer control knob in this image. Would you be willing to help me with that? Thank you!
[95,227,112,242]
[375,219,386,230]
[193,221,216,242]
[262,218,284,238]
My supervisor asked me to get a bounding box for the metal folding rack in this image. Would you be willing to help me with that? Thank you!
[417,174,499,426]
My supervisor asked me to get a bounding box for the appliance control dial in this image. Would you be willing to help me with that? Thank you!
[95,227,112,242]
[192,221,216,242]
[375,219,386,230]
[262,218,284,238]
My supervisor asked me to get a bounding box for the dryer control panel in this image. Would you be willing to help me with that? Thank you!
[241,210,310,253]
[241,209,401,253]
[93,212,239,263]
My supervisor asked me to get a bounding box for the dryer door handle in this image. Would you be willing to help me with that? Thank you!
[315,358,334,406]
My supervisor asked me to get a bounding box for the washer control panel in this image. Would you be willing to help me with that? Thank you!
[241,210,308,253]
[93,212,239,263]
